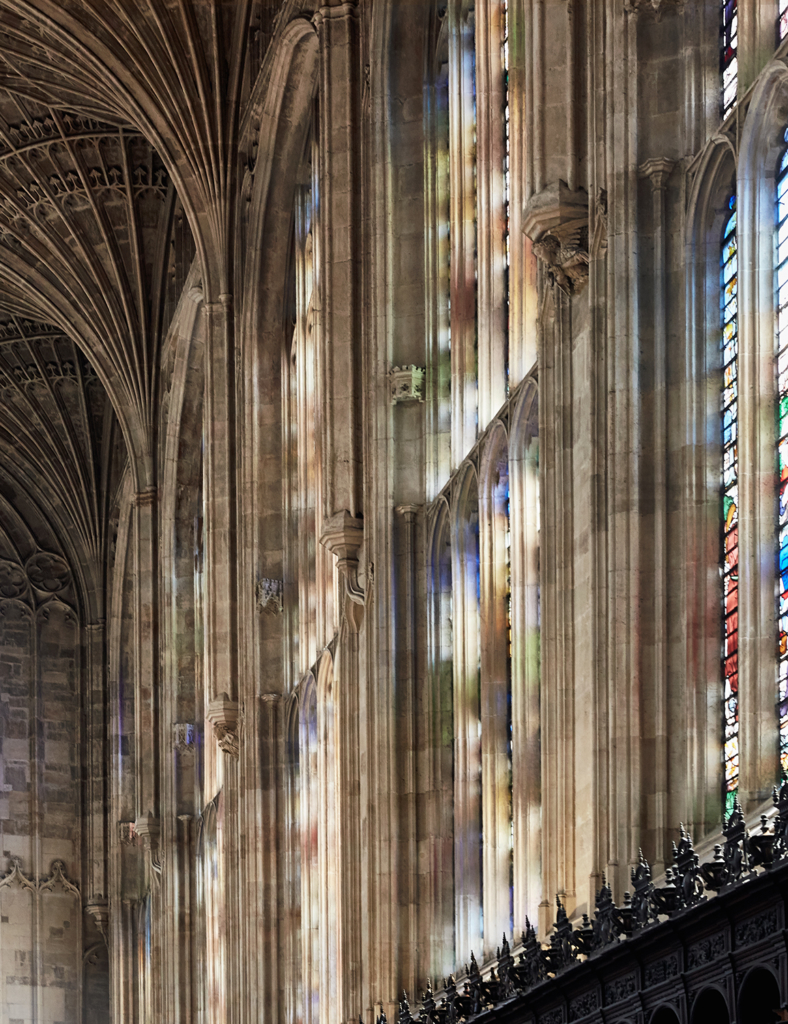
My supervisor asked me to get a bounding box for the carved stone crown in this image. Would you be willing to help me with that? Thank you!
[389,365,425,404]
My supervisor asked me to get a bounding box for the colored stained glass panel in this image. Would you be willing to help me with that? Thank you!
[778,135,788,779]
[722,194,739,801]
[781,0,788,41]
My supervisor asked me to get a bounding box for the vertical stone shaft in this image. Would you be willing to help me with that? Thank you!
[85,621,108,902]
[640,157,675,866]
[202,296,238,704]
[133,488,159,821]
[604,0,641,894]
[317,1,364,522]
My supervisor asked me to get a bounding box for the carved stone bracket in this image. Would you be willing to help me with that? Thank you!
[320,510,368,606]
[134,811,162,879]
[523,180,589,294]
[639,157,675,192]
[389,365,425,404]
[134,811,160,853]
[84,898,109,943]
[256,577,283,615]
[207,692,241,757]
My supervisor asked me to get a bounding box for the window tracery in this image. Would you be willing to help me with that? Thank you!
[721,193,739,810]
[777,133,788,778]
[722,1,738,118]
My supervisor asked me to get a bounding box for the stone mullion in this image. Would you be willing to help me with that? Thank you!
[475,0,507,429]
[451,485,483,960]
[479,461,512,957]
[449,1,480,467]
[509,389,541,932]
[250,694,282,1024]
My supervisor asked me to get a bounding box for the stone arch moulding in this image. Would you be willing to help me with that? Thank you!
[681,129,738,839]
[238,13,320,704]
[478,419,514,952]
[689,984,730,1024]
[735,58,788,810]
[508,374,541,931]
[450,461,483,963]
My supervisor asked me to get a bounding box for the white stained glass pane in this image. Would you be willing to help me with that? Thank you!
[723,253,738,284]
[779,349,788,380]
[779,217,788,247]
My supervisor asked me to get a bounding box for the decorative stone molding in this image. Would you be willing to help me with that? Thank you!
[523,180,589,294]
[389,365,425,404]
[173,722,196,755]
[320,510,367,605]
[118,820,137,846]
[25,551,70,596]
[84,898,109,942]
[207,692,241,757]
[0,857,36,893]
[624,0,684,19]
[639,157,675,192]
[256,577,283,615]
[0,857,79,896]
[134,811,160,852]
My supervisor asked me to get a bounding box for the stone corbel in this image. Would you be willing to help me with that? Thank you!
[85,898,109,943]
[523,180,590,294]
[320,509,367,606]
[206,692,241,757]
[134,811,162,877]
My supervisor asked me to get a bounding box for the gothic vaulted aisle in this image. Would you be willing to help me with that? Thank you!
[3,1,788,1023]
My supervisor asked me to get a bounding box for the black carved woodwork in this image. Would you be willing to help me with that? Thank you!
[390,798,788,1024]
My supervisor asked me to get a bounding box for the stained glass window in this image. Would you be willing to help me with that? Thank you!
[722,193,739,813]
[722,1,738,118]
[780,0,788,42]
[502,0,510,391]
[777,133,788,778]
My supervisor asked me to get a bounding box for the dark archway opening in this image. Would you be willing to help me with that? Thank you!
[739,966,783,1024]
[692,987,729,1024]
[650,1007,681,1024]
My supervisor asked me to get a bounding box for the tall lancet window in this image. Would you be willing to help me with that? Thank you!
[502,0,510,390]
[780,0,788,41]
[721,194,739,810]
[721,1,738,118]
[776,135,788,778]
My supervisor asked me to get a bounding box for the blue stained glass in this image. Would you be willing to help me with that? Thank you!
[778,135,788,780]
[722,188,739,802]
